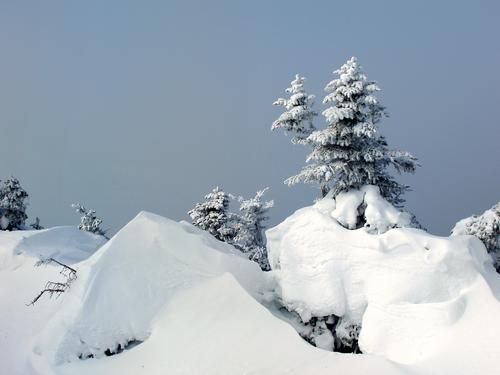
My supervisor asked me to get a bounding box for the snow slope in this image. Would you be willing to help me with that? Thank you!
[0,227,106,375]
[2,203,500,375]
[25,212,405,375]
[267,186,500,372]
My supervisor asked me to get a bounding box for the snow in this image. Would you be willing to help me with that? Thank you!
[1,203,500,375]
[267,188,500,371]
[328,185,411,231]
[0,227,106,375]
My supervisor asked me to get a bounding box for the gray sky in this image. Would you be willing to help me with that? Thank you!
[0,0,498,235]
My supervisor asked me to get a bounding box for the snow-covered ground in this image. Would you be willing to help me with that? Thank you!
[1,193,500,374]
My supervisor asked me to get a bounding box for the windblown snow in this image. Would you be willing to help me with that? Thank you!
[1,192,500,375]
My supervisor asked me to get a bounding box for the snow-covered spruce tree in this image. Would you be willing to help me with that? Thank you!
[285,57,418,204]
[0,177,29,230]
[452,202,500,271]
[72,203,106,237]
[272,74,317,143]
[234,188,274,271]
[188,187,236,243]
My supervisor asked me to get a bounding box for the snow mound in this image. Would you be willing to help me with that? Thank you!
[0,227,105,375]
[324,185,411,232]
[0,226,106,269]
[267,188,500,368]
[32,211,265,364]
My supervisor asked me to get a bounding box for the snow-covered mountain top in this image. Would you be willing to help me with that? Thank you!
[1,202,500,375]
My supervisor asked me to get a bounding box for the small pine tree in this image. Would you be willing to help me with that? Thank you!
[72,203,106,236]
[188,187,235,243]
[0,177,29,230]
[234,188,274,271]
[272,74,317,143]
[284,57,418,204]
[30,217,44,230]
[452,202,500,271]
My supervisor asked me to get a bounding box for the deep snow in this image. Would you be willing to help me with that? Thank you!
[267,187,500,370]
[1,198,500,375]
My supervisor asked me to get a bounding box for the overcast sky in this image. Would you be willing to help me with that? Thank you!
[0,0,498,235]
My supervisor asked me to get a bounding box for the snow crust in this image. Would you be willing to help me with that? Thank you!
[267,188,500,369]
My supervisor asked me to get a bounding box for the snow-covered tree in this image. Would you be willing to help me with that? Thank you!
[272,74,317,143]
[72,203,106,236]
[0,177,29,230]
[188,187,235,243]
[234,188,274,271]
[30,217,44,230]
[452,202,500,271]
[285,57,418,204]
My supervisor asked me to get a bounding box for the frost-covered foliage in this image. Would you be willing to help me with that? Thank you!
[272,74,317,143]
[188,187,235,243]
[284,57,418,203]
[72,203,106,236]
[30,217,44,230]
[0,177,29,230]
[234,188,274,271]
[452,202,500,271]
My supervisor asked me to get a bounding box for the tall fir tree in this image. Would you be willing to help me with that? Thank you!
[272,74,317,143]
[188,187,235,243]
[234,188,274,271]
[285,57,418,204]
[0,177,28,230]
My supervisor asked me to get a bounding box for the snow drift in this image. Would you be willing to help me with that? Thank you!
[267,186,500,369]
[0,227,105,375]
[27,211,405,375]
[32,212,265,364]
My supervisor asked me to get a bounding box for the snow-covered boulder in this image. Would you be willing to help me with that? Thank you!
[266,187,500,367]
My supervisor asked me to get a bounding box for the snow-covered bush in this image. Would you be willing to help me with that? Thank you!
[275,57,418,203]
[72,203,106,237]
[188,187,235,243]
[452,202,500,271]
[233,188,274,271]
[0,177,29,230]
[272,74,317,143]
[30,217,44,230]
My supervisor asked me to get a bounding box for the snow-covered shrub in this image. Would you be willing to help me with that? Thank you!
[72,203,106,237]
[0,177,29,230]
[272,74,317,143]
[452,202,500,271]
[30,217,44,230]
[274,57,418,203]
[233,188,274,271]
[188,187,235,243]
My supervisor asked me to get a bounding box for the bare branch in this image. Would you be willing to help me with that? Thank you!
[27,257,78,307]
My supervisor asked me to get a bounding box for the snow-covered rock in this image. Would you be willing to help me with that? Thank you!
[267,188,500,369]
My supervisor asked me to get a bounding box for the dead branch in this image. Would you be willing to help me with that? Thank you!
[27,257,78,306]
